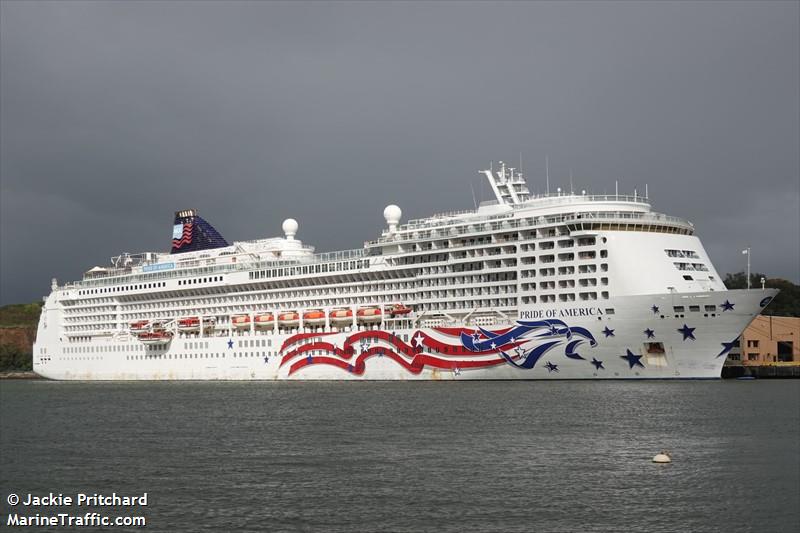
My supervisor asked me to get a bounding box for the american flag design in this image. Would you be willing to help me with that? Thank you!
[170,212,229,254]
[278,319,598,376]
[171,222,193,251]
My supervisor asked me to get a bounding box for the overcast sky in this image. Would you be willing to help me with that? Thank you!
[1,1,798,305]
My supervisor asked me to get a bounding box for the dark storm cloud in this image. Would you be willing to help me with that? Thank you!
[1,1,798,304]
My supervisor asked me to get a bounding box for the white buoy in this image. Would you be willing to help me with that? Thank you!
[652,451,672,463]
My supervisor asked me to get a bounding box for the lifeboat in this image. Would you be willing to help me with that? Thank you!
[357,307,383,324]
[388,304,412,317]
[254,313,275,329]
[303,309,326,327]
[278,311,300,328]
[130,320,150,334]
[150,321,166,332]
[329,308,353,327]
[231,314,251,330]
[178,316,216,332]
[178,316,200,333]
[137,331,173,346]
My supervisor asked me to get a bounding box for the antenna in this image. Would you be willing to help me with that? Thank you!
[645,183,649,199]
[569,168,574,195]
[519,152,523,175]
[615,180,619,199]
[470,180,478,209]
[546,155,550,195]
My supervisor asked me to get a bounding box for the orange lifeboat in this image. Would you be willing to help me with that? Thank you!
[278,311,300,328]
[329,308,353,327]
[137,331,173,346]
[388,304,412,317]
[254,313,275,329]
[130,320,150,334]
[178,316,216,332]
[357,307,383,324]
[231,314,251,330]
[178,316,200,333]
[303,309,326,327]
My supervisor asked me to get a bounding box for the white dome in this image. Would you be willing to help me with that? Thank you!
[383,204,402,225]
[282,218,299,239]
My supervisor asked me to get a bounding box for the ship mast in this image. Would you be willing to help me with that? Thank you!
[479,160,531,206]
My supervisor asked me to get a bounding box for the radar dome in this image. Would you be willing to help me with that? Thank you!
[383,205,402,233]
[282,218,299,240]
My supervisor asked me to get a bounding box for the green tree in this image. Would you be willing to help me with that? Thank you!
[0,302,43,327]
[0,345,32,371]
[724,272,800,317]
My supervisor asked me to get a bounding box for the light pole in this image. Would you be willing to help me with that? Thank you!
[742,247,751,289]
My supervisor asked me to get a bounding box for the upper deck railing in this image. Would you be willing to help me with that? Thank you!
[402,193,650,230]
[366,208,692,246]
[63,247,368,290]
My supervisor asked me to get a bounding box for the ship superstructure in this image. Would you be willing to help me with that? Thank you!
[33,162,776,380]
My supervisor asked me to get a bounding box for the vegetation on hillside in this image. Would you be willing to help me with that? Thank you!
[0,302,43,327]
[724,272,800,317]
[0,302,40,371]
[0,345,32,371]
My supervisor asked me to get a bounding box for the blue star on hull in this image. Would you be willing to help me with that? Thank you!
[651,305,660,314]
[721,300,735,312]
[678,324,696,341]
[644,328,655,339]
[717,339,738,358]
[591,358,604,370]
[602,326,615,338]
[227,339,234,349]
[620,349,645,369]
[545,361,559,373]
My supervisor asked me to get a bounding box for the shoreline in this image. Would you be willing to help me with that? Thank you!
[0,371,41,380]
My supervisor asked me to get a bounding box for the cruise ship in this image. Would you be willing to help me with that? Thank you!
[33,162,776,380]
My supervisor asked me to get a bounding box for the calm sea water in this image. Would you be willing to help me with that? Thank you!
[1,380,798,533]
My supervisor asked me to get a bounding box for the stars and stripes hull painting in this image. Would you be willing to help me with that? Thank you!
[278,320,600,377]
[33,276,777,380]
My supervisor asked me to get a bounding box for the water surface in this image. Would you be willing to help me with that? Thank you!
[2,380,798,532]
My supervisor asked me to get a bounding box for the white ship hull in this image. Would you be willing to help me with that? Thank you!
[33,290,774,380]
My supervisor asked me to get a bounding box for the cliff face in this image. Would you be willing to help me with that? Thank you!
[0,327,37,354]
